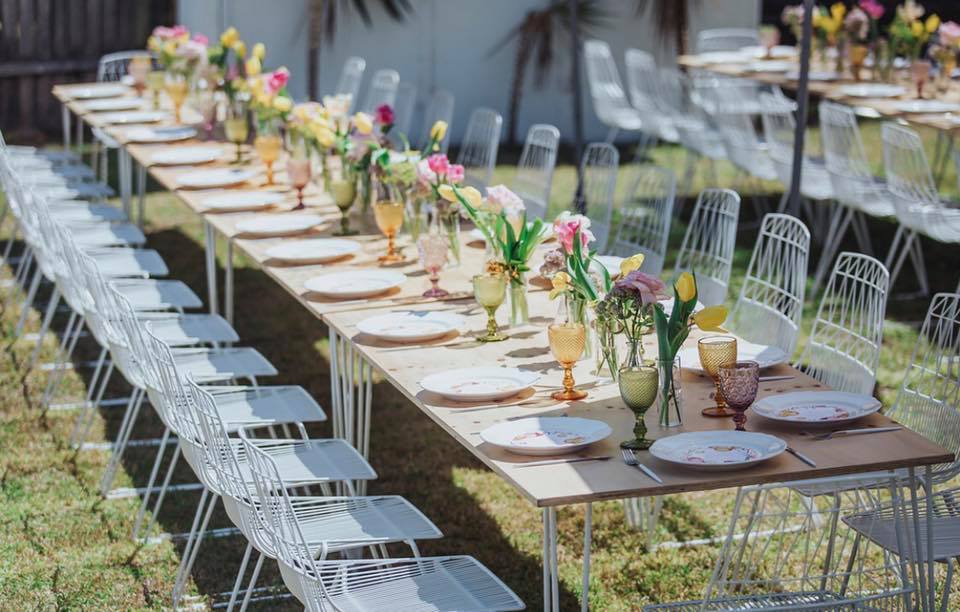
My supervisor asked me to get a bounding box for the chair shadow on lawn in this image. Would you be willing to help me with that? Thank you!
[61,226,571,609]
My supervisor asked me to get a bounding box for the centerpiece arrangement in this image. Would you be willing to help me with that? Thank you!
[147,24,208,123]
[248,67,292,186]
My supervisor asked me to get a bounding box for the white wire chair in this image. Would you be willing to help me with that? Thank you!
[794,252,890,395]
[93,51,149,183]
[695,28,760,53]
[511,124,560,221]
[419,89,455,154]
[456,107,502,191]
[583,39,645,142]
[334,56,366,109]
[707,79,778,183]
[359,68,399,114]
[578,142,619,252]
[729,213,810,357]
[624,48,678,144]
[661,69,726,195]
[882,122,960,297]
[607,164,675,275]
[391,81,417,141]
[239,429,525,612]
[673,189,740,306]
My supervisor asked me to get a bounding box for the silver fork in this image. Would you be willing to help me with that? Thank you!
[620,448,663,483]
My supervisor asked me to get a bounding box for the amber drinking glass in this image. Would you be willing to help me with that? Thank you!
[287,158,311,210]
[146,70,165,109]
[164,72,189,124]
[128,56,151,97]
[374,200,405,264]
[718,361,760,431]
[698,335,737,417]
[473,273,507,342]
[254,126,283,186]
[549,322,588,401]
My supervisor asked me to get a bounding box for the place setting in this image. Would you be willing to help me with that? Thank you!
[149,145,225,167]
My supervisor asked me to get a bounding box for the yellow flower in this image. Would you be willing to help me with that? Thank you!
[273,96,292,113]
[459,186,483,209]
[438,184,456,202]
[619,253,645,277]
[821,16,841,36]
[911,21,924,37]
[692,305,728,332]
[233,40,247,59]
[429,120,448,142]
[811,10,822,28]
[252,42,266,60]
[220,26,239,48]
[162,41,177,57]
[353,112,373,134]
[313,125,335,148]
[926,14,940,34]
[830,2,846,22]
[245,57,261,77]
[549,271,571,300]
[674,272,696,303]
[147,36,160,52]
[230,77,247,93]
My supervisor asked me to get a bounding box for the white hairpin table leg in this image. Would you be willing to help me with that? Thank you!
[61,104,71,150]
[203,221,219,316]
[542,507,560,612]
[225,238,234,326]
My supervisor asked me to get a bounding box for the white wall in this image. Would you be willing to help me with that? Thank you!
[178,0,759,145]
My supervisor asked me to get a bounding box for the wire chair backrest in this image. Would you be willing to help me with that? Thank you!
[359,69,399,114]
[583,39,633,125]
[707,80,768,170]
[578,143,619,251]
[819,100,877,207]
[419,89,455,154]
[882,121,939,214]
[608,164,675,274]
[624,48,660,112]
[758,92,799,184]
[456,107,502,191]
[391,81,417,139]
[334,56,366,107]
[97,50,150,82]
[674,189,741,306]
[512,124,560,221]
[886,293,960,483]
[730,213,810,356]
[796,252,889,395]
[695,28,759,53]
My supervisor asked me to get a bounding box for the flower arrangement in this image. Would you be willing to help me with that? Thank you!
[248,67,293,128]
[813,3,847,47]
[206,27,265,102]
[889,1,940,60]
[844,7,870,44]
[593,254,658,379]
[781,4,806,41]
[860,0,885,41]
[147,25,207,75]
[653,272,728,426]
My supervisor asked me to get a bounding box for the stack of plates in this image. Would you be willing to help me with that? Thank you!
[201,191,283,213]
[235,214,325,237]
[357,311,464,343]
[480,417,612,456]
[650,431,786,471]
[752,391,881,426]
[177,168,256,189]
[420,367,540,402]
[304,269,406,299]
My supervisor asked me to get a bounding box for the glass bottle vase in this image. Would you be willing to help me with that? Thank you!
[508,273,530,327]
[656,356,682,428]
[595,317,621,383]
[569,296,593,359]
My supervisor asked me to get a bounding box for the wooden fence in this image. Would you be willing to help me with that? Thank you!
[0,0,175,143]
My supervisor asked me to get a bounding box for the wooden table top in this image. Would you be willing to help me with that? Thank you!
[677,50,960,132]
[53,81,956,507]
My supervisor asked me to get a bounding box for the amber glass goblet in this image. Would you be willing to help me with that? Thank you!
[549,322,588,401]
[698,335,737,417]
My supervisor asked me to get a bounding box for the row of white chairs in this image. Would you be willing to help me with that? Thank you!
[0,136,524,610]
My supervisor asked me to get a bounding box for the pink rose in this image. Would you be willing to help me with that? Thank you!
[613,270,667,305]
[446,164,465,184]
[426,153,450,177]
[171,25,189,39]
[375,104,395,125]
[553,212,595,255]
[266,67,290,94]
[152,26,174,40]
[859,0,884,20]
[192,33,209,46]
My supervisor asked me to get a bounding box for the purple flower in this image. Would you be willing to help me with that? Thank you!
[613,270,667,305]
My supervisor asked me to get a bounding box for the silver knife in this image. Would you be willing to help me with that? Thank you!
[513,456,611,468]
[786,446,817,467]
[759,375,795,382]
[815,426,902,441]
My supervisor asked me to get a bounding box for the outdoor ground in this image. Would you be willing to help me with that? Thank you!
[0,120,958,610]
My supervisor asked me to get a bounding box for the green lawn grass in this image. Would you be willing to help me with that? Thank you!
[0,118,958,609]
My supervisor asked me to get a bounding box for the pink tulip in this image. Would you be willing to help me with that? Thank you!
[859,0,884,20]
[171,24,189,39]
[152,26,174,40]
[426,154,450,177]
[266,67,290,94]
[487,184,523,211]
[192,33,209,46]
[553,212,595,255]
[940,21,960,47]
[446,164,465,184]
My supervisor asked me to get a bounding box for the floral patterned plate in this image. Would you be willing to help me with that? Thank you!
[420,367,540,402]
[357,311,464,343]
[752,391,881,427]
[650,431,786,471]
[480,417,612,456]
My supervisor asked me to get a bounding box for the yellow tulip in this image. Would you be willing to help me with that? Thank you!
[926,14,941,34]
[619,253,645,277]
[830,2,846,22]
[438,184,457,202]
[162,41,177,57]
[674,272,696,303]
[273,96,292,113]
[252,42,266,60]
[233,40,247,59]
[459,186,483,210]
[353,112,373,135]
[692,305,728,332]
[549,271,571,300]
[811,10,822,28]
[315,126,335,148]
[912,20,924,37]
[221,26,239,48]
[430,120,448,142]
[245,57,261,77]
[147,36,160,52]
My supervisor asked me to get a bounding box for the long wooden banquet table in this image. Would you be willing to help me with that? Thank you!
[52,81,954,611]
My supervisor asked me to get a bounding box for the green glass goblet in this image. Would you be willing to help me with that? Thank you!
[473,273,507,342]
[619,365,659,450]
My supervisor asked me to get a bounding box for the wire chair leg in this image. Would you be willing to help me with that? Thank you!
[811,206,854,296]
[138,442,182,542]
[137,163,147,229]
[581,503,592,612]
[28,287,60,370]
[172,488,215,607]
[14,266,43,338]
[41,312,79,409]
[71,358,113,448]
[237,552,265,612]
[99,387,145,496]
[908,235,930,297]
[226,542,254,612]
[131,427,170,540]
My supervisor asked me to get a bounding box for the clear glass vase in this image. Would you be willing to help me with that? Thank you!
[406,197,429,243]
[508,274,530,327]
[656,356,682,428]
[569,297,593,359]
[438,207,461,268]
[595,317,621,383]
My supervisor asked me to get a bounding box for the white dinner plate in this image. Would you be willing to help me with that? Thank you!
[150,146,224,166]
[95,110,168,125]
[265,238,362,264]
[201,191,283,213]
[893,100,960,114]
[650,431,786,472]
[752,391,881,426]
[678,341,788,374]
[591,255,624,277]
[420,366,540,402]
[786,70,838,81]
[698,51,750,64]
[124,126,197,143]
[304,269,406,299]
[82,97,145,112]
[839,84,906,98]
[741,45,797,59]
[236,214,325,237]
[177,168,256,189]
[357,311,465,343]
[480,417,612,456]
[744,61,794,73]
[68,84,128,99]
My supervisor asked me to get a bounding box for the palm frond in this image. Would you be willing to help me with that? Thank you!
[310,0,414,44]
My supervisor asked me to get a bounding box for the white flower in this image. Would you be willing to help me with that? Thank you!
[322,94,352,119]
[487,184,524,215]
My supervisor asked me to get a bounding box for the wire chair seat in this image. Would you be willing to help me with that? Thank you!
[167,346,277,382]
[48,201,127,222]
[645,589,907,611]
[110,278,203,310]
[232,436,377,486]
[136,312,238,346]
[69,223,146,248]
[88,248,168,278]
